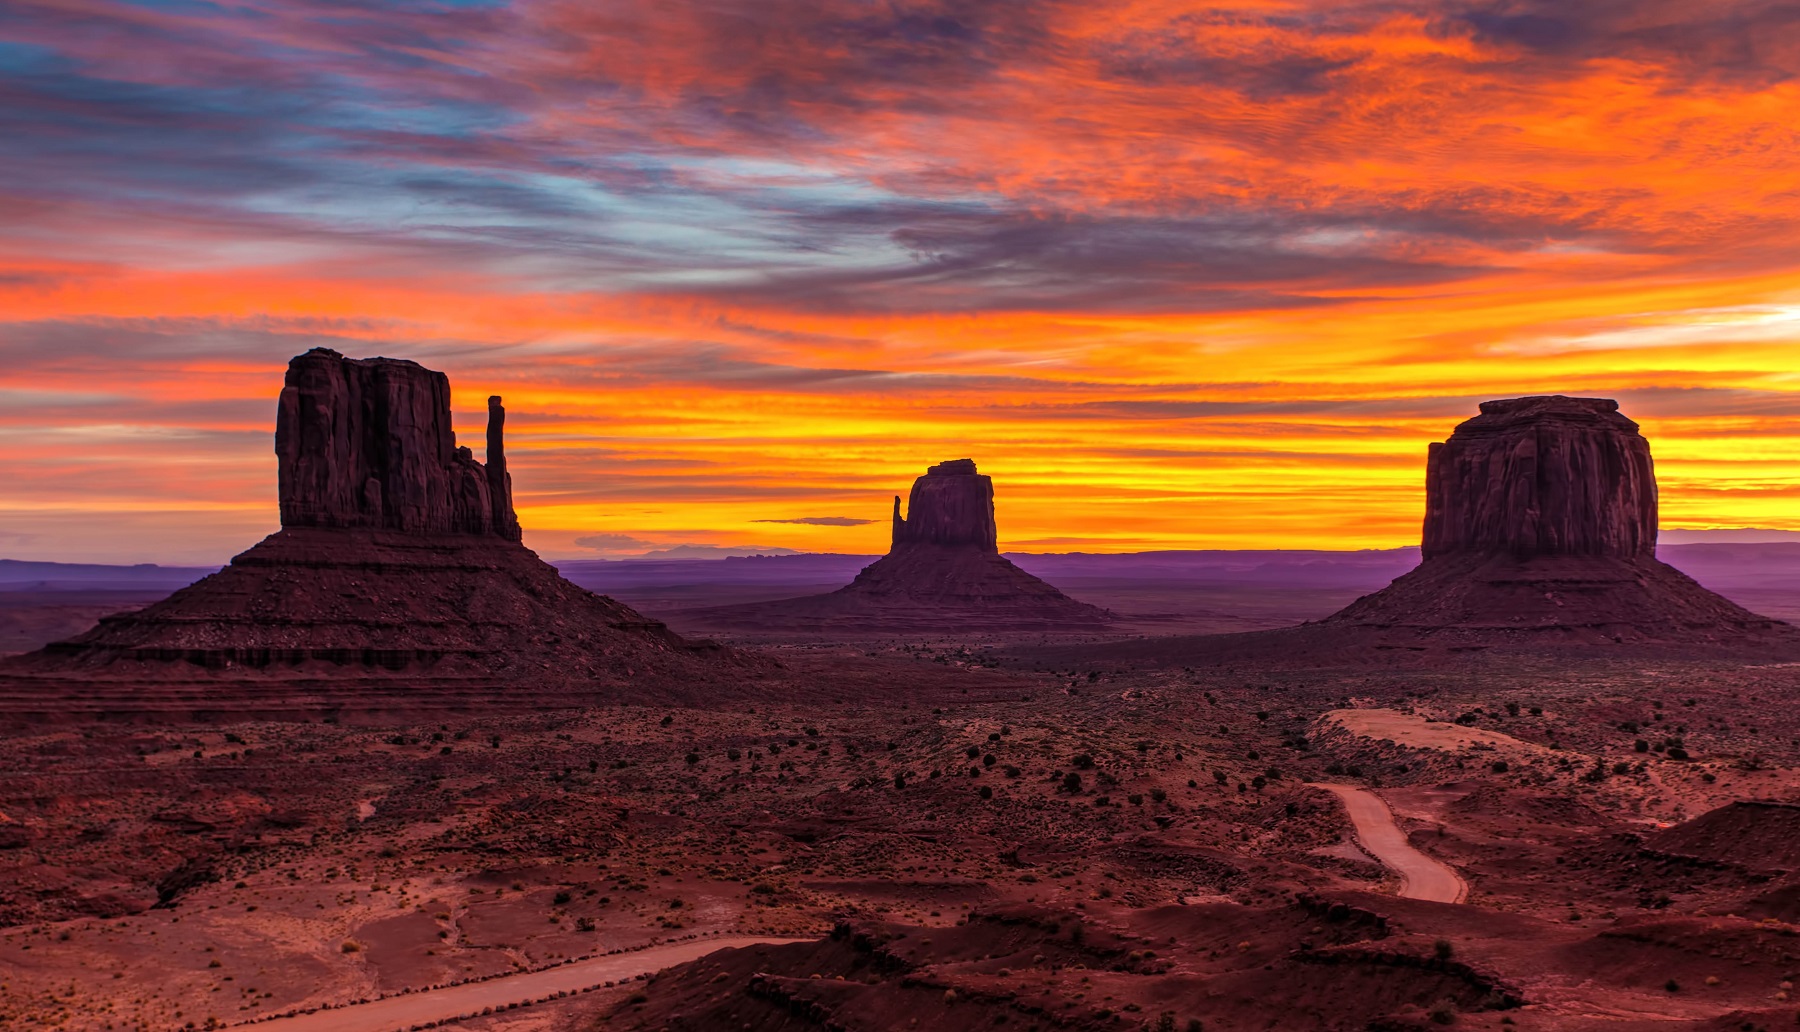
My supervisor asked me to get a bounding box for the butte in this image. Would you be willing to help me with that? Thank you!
[674,459,1109,635]
[0,348,746,720]
[1031,395,1794,667]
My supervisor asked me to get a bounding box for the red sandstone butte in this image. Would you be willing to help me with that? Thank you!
[0,349,745,710]
[668,459,1109,635]
[1321,395,1781,647]
[1421,396,1657,560]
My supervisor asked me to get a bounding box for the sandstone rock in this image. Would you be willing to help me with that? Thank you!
[1422,396,1656,560]
[1316,395,1783,649]
[3,350,753,704]
[276,348,516,538]
[891,458,998,552]
[670,459,1108,634]
[1026,396,1794,668]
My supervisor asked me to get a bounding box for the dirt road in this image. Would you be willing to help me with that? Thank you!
[245,935,810,1032]
[1316,784,1468,904]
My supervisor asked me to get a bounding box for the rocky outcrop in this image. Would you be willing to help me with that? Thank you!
[276,348,518,540]
[2,350,750,703]
[891,459,997,552]
[1422,396,1655,560]
[668,459,1108,635]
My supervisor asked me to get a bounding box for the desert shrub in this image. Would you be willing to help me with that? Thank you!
[1491,761,1509,773]
[979,786,993,800]
[1434,939,1453,960]
[1427,998,1457,1025]
[1063,772,1083,793]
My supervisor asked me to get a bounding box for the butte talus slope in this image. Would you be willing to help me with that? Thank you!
[1,348,745,712]
[674,459,1110,634]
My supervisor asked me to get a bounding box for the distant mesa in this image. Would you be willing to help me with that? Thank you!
[2,348,741,705]
[670,459,1110,635]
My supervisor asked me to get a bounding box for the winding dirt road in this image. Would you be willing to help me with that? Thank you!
[1316,784,1468,904]
[245,935,810,1032]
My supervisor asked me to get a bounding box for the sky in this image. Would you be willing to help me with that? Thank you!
[3,0,1800,564]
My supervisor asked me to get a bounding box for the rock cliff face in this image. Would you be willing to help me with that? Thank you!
[3,350,747,704]
[275,348,519,540]
[891,459,998,552]
[1421,396,1656,560]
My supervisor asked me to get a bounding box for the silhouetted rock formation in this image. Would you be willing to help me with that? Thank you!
[1421,396,1656,560]
[669,460,1109,635]
[1320,395,1782,647]
[891,458,997,551]
[1020,396,1794,669]
[2,349,745,706]
[276,349,521,539]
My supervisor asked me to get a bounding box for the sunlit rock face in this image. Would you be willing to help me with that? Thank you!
[275,348,520,541]
[1421,396,1656,561]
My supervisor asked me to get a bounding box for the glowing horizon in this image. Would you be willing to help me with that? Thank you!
[4,0,1799,564]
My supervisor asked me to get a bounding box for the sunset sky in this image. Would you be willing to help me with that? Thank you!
[4,0,1799,563]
